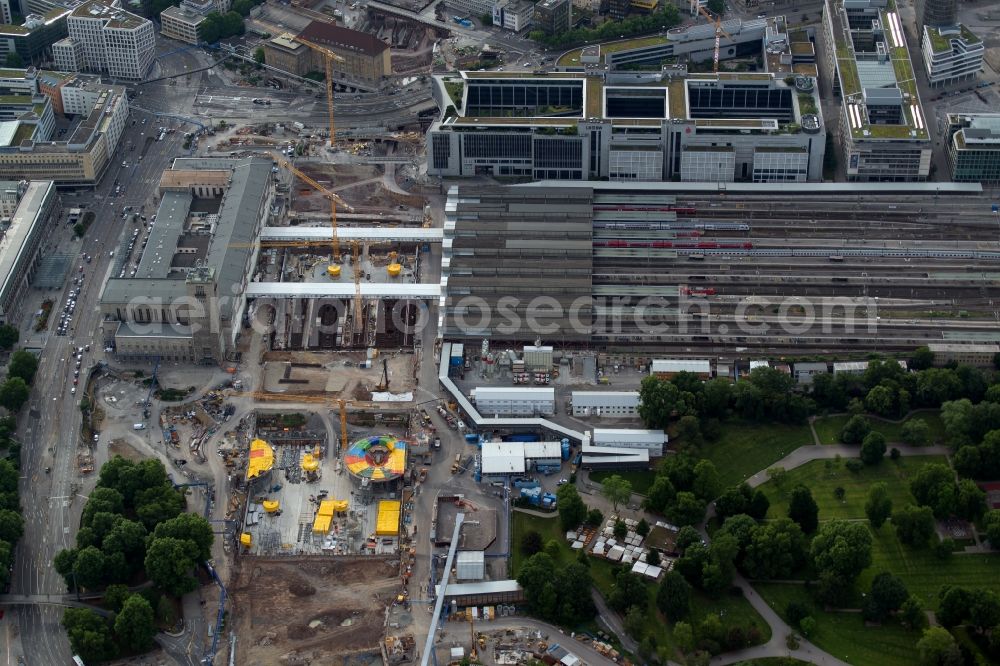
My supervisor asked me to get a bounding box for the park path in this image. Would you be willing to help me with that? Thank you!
[742,444,950,489]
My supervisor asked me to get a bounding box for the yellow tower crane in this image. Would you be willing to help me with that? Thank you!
[696,5,733,74]
[265,150,354,276]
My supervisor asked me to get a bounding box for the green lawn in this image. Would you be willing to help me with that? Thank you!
[812,411,946,446]
[511,511,770,659]
[703,421,814,488]
[755,583,922,666]
[759,456,948,521]
[589,469,658,495]
[863,525,1000,606]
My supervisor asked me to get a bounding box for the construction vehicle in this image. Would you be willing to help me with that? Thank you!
[696,4,733,73]
[375,358,390,392]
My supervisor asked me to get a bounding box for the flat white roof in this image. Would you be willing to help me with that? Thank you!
[581,444,651,461]
[0,181,52,299]
[474,386,555,401]
[571,391,640,407]
[651,359,712,373]
[434,580,521,596]
[456,550,485,563]
[833,361,868,371]
[260,226,444,242]
[245,282,440,298]
[593,428,666,444]
[523,441,562,459]
[928,343,1000,353]
[481,441,526,474]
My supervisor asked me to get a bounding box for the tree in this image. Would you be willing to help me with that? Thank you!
[624,605,645,639]
[613,519,627,539]
[646,548,661,566]
[81,487,125,527]
[749,489,770,520]
[0,325,17,350]
[902,419,931,446]
[254,47,265,64]
[840,415,872,445]
[134,484,186,529]
[0,377,28,411]
[911,346,935,371]
[521,530,542,556]
[600,475,632,513]
[714,484,753,521]
[900,595,928,630]
[72,545,106,590]
[700,378,732,418]
[114,594,156,652]
[644,476,676,514]
[103,584,131,613]
[608,571,647,613]
[706,0,724,13]
[767,466,787,488]
[8,350,38,384]
[810,520,873,585]
[865,482,893,528]
[667,491,705,526]
[910,463,958,519]
[968,588,1000,632]
[638,375,682,429]
[557,483,587,531]
[586,509,603,526]
[656,570,691,620]
[152,513,214,561]
[144,537,200,596]
[741,518,806,580]
[717,513,757,552]
[673,621,694,654]
[691,460,721,501]
[636,518,649,537]
[985,510,1000,549]
[544,539,561,559]
[955,478,986,521]
[62,608,117,663]
[865,572,909,621]
[676,525,702,554]
[860,432,887,465]
[917,627,962,666]
[786,600,810,627]
[0,508,22,543]
[676,415,703,445]
[865,385,896,417]
[787,485,819,533]
[517,552,557,616]
[893,504,936,546]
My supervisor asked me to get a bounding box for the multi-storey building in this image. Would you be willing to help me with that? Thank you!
[262,22,390,83]
[609,0,629,19]
[915,0,954,32]
[823,0,931,181]
[0,0,11,24]
[947,113,1000,184]
[160,0,213,45]
[492,0,533,32]
[445,0,495,20]
[428,70,825,182]
[51,34,83,70]
[0,10,70,66]
[0,180,57,324]
[100,158,274,363]
[921,24,982,87]
[0,70,128,186]
[65,0,154,80]
[535,0,572,34]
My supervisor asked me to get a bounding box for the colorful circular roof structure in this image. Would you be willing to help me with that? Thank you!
[345,435,407,482]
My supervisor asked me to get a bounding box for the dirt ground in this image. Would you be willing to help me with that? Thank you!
[261,351,417,398]
[109,437,145,461]
[230,555,399,665]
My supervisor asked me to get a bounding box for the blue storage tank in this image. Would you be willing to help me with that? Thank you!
[561,439,570,461]
[541,493,557,508]
[506,433,540,442]
[465,433,480,443]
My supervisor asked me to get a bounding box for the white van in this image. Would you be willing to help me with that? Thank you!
[133,423,146,430]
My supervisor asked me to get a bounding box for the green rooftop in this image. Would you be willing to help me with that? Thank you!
[585,77,603,118]
[0,68,26,78]
[0,95,31,105]
[601,35,669,55]
[12,123,34,145]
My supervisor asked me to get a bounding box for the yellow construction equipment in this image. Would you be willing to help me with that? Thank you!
[292,35,345,150]
[696,5,733,73]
